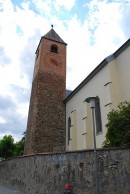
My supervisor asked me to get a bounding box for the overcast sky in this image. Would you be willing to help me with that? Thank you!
[0,0,130,141]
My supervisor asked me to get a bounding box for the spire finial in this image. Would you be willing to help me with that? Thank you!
[51,24,53,29]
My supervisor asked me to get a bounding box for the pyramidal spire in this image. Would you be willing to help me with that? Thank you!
[43,27,67,45]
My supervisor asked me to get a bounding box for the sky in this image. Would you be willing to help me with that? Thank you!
[0,0,130,141]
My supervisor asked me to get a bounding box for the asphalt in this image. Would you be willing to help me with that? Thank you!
[0,185,25,194]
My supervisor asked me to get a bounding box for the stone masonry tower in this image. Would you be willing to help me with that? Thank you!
[24,27,67,155]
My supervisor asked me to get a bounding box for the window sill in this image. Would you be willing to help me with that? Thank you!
[96,131,103,136]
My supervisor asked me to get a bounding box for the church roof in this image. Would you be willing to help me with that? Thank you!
[43,28,67,45]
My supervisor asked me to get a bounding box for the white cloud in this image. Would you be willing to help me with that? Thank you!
[0,0,14,11]
[32,0,52,15]
[0,117,6,124]
[87,0,126,45]
[16,102,29,119]
[53,0,76,10]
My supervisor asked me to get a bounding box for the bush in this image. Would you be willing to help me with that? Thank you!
[103,101,130,148]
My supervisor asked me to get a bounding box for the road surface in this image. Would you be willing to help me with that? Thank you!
[0,185,25,194]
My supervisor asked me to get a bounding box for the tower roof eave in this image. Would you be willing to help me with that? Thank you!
[35,28,67,54]
[43,28,67,45]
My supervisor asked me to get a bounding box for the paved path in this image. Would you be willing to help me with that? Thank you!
[0,185,25,194]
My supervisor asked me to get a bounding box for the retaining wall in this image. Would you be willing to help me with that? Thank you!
[0,148,130,194]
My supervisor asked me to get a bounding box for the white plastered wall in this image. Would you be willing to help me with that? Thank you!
[66,46,130,151]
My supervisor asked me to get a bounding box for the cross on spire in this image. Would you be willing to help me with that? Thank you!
[51,24,53,29]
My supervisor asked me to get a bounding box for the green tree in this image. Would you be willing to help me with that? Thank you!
[0,135,15,159]
[0,134,25,159]
[13,139,25,157]
[103,101,130,148]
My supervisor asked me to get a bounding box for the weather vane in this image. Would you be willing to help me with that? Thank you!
[51,24,53,29]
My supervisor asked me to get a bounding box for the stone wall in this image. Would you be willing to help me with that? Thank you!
[0,148,130,194]
[24,70,66,155]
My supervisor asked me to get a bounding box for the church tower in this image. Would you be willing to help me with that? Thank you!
[24,27,67,155]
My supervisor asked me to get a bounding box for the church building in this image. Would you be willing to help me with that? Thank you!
[24,27,130,155]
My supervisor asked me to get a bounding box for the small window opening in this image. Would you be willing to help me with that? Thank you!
[50,44,58,53]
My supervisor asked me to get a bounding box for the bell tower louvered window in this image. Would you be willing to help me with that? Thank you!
[50,44,58,53]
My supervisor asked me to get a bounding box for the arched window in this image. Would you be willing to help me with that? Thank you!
[68,117,71,145]
[95,98,102,134]
[50,44,58,53]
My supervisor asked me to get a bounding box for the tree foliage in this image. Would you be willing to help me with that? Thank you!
[0,134,25,159]
[103,101,130,148]
[0,135,14,159]
[13,139,25,157]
